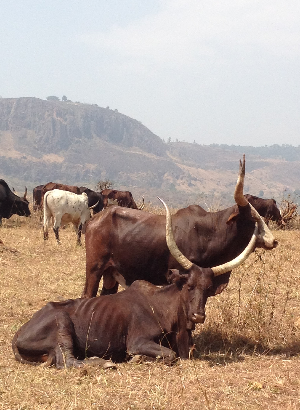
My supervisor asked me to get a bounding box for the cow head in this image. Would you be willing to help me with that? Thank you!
[159,196,258,325]
[167,268,215,327]
[12,187,31,218]
[269,200,285,226]
[233,155,277,250]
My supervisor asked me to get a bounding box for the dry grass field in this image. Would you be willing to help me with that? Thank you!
[1,208,300,410]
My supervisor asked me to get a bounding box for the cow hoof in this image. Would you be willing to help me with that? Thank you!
[73,361,85,368]
[128,355,157,364]
[84,357,117,369]
[129,354,144,364]
[103,361,116,370]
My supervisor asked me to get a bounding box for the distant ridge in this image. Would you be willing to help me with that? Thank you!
[0,97,299,207]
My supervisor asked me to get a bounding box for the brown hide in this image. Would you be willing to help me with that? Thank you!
[244,194,283,225]
[12,273,214,367]
[101,189,138,209]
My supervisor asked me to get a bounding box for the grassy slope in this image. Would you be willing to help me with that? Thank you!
[0,210,300,409]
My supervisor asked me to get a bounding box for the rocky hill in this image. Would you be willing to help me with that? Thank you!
[0,97,299,207]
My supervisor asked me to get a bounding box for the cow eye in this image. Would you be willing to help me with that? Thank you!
[188,285,195,291]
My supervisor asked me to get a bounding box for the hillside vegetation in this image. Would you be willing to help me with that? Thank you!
[0,97,300,207]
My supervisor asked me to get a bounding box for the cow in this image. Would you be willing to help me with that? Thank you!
[42,182,81,197]
[32,184,44,211]
[35,182,81,210]
[12,200,257,368]
[0,180,31,225]
[244,194,284,226]
[101,189,144,210]
[79,187,104,215]
[82,155,278,298]
[43,189,96,245]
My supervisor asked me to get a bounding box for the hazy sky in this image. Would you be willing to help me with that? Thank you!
[1,0,299,146]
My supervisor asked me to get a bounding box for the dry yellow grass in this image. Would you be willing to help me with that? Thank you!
[1,209,300,409]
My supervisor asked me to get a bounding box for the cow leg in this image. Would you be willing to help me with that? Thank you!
[77,223,82,246]
[53,227,60,244]
[82,273,102,298]
[175,329,191,359]
[53,216,62,244]
[43,204,53,240]
[82,260,118,297]
[53,312,85,369]
[127,339,177,365]
[43,216,49,240]
[13,308,84,369]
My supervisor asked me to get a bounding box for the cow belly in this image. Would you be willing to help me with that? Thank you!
[74,320,127,361]
[61,213,81,225]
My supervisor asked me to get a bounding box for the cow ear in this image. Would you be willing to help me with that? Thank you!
[166,269,188,288]
[226,209,240,224]
[210,272,231,296]
[166,269,181,284]
[175,274,189,289]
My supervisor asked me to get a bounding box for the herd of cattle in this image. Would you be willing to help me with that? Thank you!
[0,156,284,369]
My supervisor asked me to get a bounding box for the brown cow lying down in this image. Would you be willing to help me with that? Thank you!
[12,269,218,368]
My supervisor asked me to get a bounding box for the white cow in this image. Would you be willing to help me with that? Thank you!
[43,189,95,245]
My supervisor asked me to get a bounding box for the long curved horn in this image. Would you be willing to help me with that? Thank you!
[159,196,259,277]
[234,154,248,207]
[158,197,193,270]
[211,224,258,276]
[23,187,27,200]
[89,200,99,210]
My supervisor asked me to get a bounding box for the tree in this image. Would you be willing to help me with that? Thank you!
[46,96,60,101]
[62,95,67,102]
[96,180,114,191]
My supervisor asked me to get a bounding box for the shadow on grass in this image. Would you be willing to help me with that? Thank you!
[192,328,300,366]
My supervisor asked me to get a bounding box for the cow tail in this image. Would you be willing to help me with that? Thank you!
[43,192,49,235]
[11,331,40,367]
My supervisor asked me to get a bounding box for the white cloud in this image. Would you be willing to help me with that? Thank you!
[80,0,300,68]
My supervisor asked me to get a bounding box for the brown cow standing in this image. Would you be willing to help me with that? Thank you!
[101,189,144,209]
[12,199,257,368]
[32,185,44,211]
[42,182,81,197]
[82,156,277,298]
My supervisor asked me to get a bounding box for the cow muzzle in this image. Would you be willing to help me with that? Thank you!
[257,235,278,250]
[191,313,205,324]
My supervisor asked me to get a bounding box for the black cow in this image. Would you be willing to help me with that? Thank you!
[0,180,30,225]
[79,187,104,214]
[82,156,277,298]
[244,194,284,226]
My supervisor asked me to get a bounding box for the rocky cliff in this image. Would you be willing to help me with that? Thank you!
[0,97,299,207]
